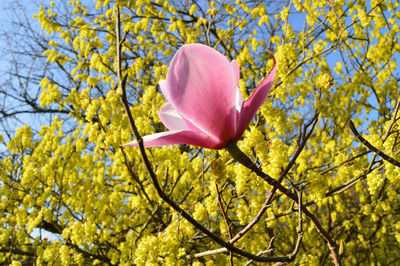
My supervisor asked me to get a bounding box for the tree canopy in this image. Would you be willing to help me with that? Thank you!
[0,0,400,265]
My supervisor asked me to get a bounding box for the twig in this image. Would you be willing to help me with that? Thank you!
[245,237,275,266]
[381,98,400,142]
[319,151,371,176]
[291,186,304,259]
[186,202,316,260]
[226,143,341,265]
[348,120,400,167]
[245,186,304,266]
[327,98,400,195]
[215,182,234,266]
[325,162,383,197]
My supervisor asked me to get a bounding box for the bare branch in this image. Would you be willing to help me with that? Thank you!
[348,120,400,168]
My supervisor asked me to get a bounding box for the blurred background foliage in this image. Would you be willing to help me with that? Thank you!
[0,0,399,265]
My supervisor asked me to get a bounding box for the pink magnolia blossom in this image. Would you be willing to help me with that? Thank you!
[126,43,276,149]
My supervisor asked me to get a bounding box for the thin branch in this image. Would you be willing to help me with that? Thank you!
[230,109,319,244]
[319,151,371,176]
[326,98,400,196]
[245,237,276,266]
[245,185,304,266]
[325,162,383,197]
[348,120,400,167]
[0,247,34,257]
[226,141,341,266]
[215,182,234,266]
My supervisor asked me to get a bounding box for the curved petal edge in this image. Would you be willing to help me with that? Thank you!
[235,52,277,139]
[125,130,226,149]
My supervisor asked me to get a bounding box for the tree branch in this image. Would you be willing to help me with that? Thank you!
[226,138,341,265]
[348,120,400,167]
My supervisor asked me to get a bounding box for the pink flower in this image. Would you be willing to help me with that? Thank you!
[126,43,276,149]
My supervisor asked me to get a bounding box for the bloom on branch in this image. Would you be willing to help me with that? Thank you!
[126,43,276,149]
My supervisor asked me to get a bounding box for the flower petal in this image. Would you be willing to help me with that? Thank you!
[231,60,240,87]
[157,103,189,131]
[235,52,277,139]
[156,96,204,134]
[231,60,243,129]
[161,44,237,142]
[125,130,226,149]
[235,86,244,129]
[236,86,243,113]
[231,60,243,113]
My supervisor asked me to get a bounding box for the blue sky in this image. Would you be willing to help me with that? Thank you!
[0,0,42,68]
[0,0,49,148]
